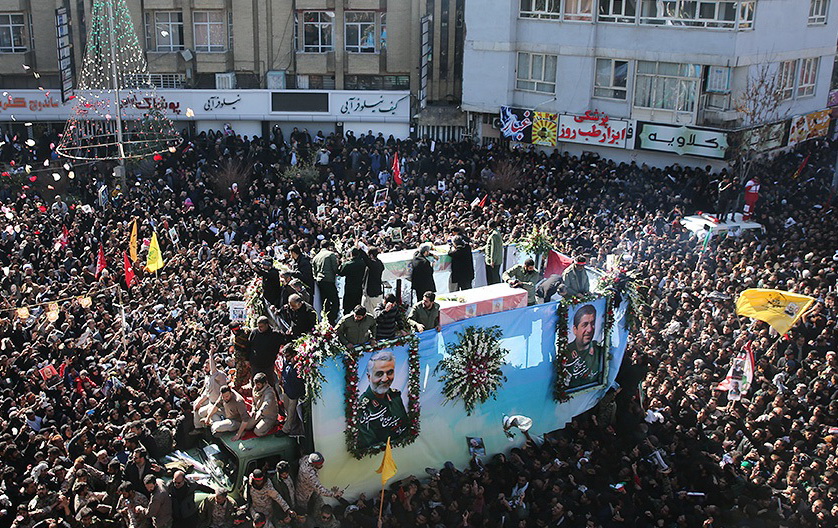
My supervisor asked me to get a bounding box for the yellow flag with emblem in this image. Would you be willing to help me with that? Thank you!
[735,288,815,335]
[376,437,397,485]
[129,218,138,263]
[145,232,164,273]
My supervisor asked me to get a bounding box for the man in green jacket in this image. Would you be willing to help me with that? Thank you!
[503,258,541,305]
[335,305,377,348]
[562,255,590,297]
[484,220,504,285]
[407,291,441,332]
[312,240,340,324]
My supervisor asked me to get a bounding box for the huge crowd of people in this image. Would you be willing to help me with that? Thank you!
[0,123,836,528]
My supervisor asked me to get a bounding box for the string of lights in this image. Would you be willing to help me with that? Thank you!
[56,0,180,161]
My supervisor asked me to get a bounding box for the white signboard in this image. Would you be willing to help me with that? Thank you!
[638,123,728,159]
[558,112,631,148]
[0,89,411,122]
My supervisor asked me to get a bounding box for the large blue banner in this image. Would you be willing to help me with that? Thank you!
[311,298,629,494]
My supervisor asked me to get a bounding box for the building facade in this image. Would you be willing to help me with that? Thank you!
[462,0,838,166]
[0,0,446,139]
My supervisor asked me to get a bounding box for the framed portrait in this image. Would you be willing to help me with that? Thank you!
[562,297,608,392]
[346,338,420,456]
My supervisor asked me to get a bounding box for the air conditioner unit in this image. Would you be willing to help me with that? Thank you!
[266,71,287,89]
[215,72,237,90]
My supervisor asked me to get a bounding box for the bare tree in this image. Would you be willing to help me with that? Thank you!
[208,158,253,197]
[484,158,524,192]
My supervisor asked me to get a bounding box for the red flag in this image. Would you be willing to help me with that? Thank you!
[392,152,402,185]
[123,251,135,288]
[478,194,488,208]
[792,154,810,179]
[95,244,106,278]
[544,250,574,277]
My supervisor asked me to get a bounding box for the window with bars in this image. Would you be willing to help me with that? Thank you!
[520,0,561,19]
[516,52,558,93]
[638,0,755,29]
[0,13,27,52]
[145,11,184,52]
[564,0,594,20]
[594,58,629,100]
[345,11,376,53]
[599,0,637,23]
[809,0,829,24]
[345,75,410,90]
[633,61,701,112]
[778,60,797,101]
[193,11,225,53]
[303,11,333,52]
[798,57,819,97]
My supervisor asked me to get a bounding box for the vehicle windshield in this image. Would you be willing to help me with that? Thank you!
[162,440,236,491]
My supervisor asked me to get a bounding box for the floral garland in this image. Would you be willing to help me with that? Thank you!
[244,277,266,328]
[434,326,509,415]
[594,268,648,331]
[291,317,344,404]
[344,335,421,459]
[553,293,614,402]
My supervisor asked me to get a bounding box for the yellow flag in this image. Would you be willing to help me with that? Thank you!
[735,288,815,335]
[145,232,164,273]
[129,219,138,263]
[375,437,397,485]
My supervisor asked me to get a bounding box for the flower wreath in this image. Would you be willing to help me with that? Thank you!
[344,335,421,459]
[434,326,510,415]
[291,316,345,404]
[553,293,614,402]
[244,277,267,328]
[594,268,648,331]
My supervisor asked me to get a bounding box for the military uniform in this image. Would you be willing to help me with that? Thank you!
[356,386,408,449]
[502,264,541,305]
[564,341,604,389]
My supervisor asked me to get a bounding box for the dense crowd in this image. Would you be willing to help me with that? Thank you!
[0,123,836,528]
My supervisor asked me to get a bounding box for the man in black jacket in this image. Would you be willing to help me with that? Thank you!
[339,248,367,315]
[277,294,317,340]
[247,316,283,388]
[360,246,385,312]
[289,244,314,292]
[410,244,436,303]
[448,236,474,291]
[167,470,199,528]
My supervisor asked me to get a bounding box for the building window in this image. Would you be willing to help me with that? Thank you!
[598,0,637,23]
[380,13,387,50]
[193,11,225,53]
[520,0,561,20]
[516,52,557,93]
[634,61,701,112]
[638,0,755,29]
[345,11,376,53]
[778,60,797,100]
[798,57,819,97]
[145,11,184,52]
[345,75,410,90]
[809,0,829,24]
[594,58,628,100]
[564,0,593,20]
[0,13,27,52]
[303,11,333,52]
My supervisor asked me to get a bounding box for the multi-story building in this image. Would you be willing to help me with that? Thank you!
[1,0,457,140]
[462,0,838,166]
